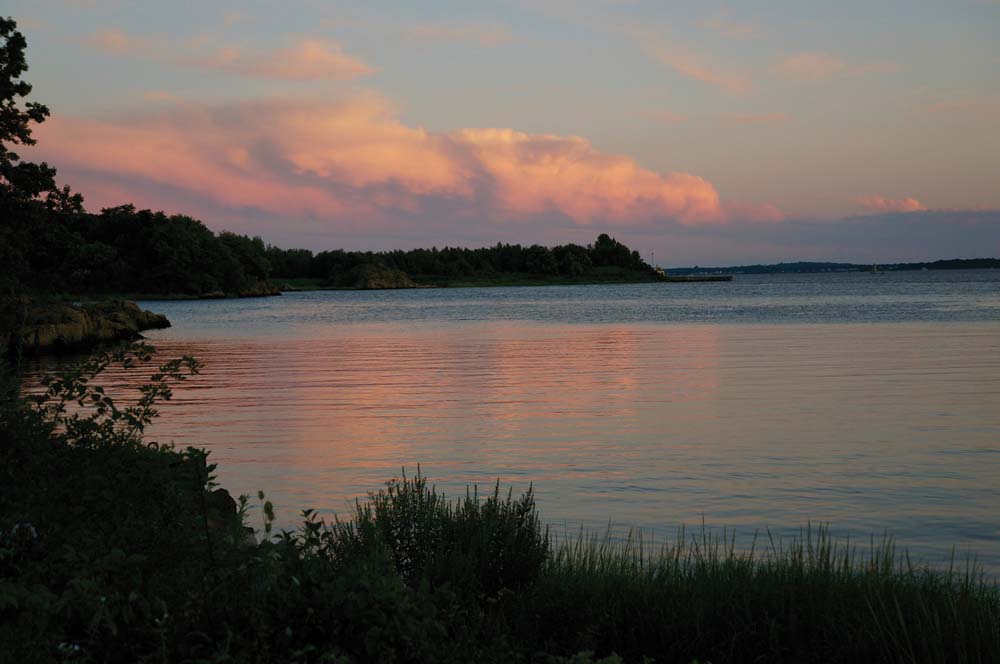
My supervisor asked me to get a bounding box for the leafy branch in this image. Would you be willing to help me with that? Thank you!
[29,342,201,446]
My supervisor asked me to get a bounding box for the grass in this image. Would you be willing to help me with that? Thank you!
[523,526,999,662]
[2,345,998,662]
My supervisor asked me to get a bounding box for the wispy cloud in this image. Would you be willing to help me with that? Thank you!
[87,28,162,56]
[857,195,926,213]
[701,10,760,38]
[142,90,181,103]
[87,28,374,81]
[624,27,750,94]
[400,20,513,46]
[926,94,1000,116]
[772,52,896,82]
[183,40,374,80]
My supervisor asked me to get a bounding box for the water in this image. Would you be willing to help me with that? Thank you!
[30,271,1000,571]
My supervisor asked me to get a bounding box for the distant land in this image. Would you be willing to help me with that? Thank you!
[665,258,1000,276]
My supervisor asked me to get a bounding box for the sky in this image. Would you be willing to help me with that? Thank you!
[9,0,1000,265]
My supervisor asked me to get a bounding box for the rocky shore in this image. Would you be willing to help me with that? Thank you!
[2,298,171,355]
[349,264,417,289]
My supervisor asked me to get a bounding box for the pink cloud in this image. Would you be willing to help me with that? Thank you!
[184,39,374,80]
[86,28,374,81]
[32,94,776,230]
[724,202,785,223]
[772,52,896,82]
[927,95,1000,116]
[87,28,162,56]
[654,47,750,94]
[143,90,180,102]
[857,195,927,213]
[455,128,724,224]
[625,28,750,94]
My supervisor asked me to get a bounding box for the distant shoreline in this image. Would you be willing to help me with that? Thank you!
[275,271,661,292]
[667,257,1000,276]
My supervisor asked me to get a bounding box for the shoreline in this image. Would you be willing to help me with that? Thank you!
[2,299,170,356]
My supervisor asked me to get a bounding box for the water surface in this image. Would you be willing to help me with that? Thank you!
[35,271,1000,570]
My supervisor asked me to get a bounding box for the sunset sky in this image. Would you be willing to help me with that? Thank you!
[10,0,1000,264]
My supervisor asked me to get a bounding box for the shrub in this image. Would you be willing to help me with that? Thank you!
[327,470,549,598]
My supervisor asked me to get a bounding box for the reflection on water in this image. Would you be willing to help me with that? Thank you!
[28,311,1000,572]
[21,273,1000,570]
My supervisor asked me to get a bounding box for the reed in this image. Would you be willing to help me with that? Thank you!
[515,524,1000,662]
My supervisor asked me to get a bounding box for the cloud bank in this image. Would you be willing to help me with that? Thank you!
[34,93,777,233]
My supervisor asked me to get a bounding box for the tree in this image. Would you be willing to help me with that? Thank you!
[0,17,58,203]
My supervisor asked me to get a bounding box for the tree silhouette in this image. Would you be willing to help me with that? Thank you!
[0,16,62,204]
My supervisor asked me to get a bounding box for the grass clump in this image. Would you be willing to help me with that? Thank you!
[1,345,998,662]
[330,470,549,596]
[520,528,1000,663]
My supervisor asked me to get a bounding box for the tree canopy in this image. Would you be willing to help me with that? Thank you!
[0,16,61,205]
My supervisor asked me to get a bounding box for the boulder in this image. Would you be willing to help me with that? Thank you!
[351,264,417,289]
[5,299,170,355]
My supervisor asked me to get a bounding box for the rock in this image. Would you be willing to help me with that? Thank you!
[204,487,257,548]
[203,280,281,298]
[350,264,417,289]
[5,299,170,355]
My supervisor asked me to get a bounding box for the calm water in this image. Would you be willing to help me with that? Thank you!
[34,271,1000,571]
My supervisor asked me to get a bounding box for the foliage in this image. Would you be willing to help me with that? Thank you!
[266,233,655,287]
[518,527,1000,663]
[0,16,57,204]
[329,471,550,597]
[1,202,277,297]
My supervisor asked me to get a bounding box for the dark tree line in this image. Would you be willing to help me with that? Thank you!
[1,204,274,296]
[0,18,274,297]
[266,233,653,286]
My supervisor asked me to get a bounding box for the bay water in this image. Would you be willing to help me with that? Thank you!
[33,270,1000,571]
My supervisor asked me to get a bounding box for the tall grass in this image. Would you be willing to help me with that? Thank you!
[317,471,1000,662]
[517,524,1000,662]
[328,469,549,596]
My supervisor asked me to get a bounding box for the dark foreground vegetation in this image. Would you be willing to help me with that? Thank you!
[2,344,999,663]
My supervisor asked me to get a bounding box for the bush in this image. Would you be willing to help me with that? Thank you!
[328,471,549,597]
